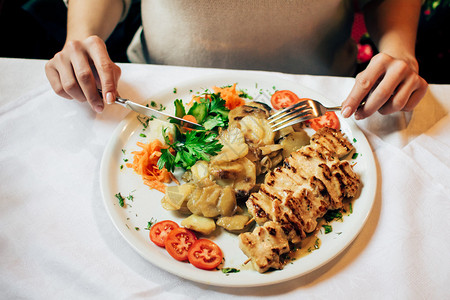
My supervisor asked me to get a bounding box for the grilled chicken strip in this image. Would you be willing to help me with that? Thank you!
[239,221,291,273]
[310,127,354,159]
[240,127,360,273]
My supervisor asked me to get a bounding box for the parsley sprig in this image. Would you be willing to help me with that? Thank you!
[157,128,223,172]
[156,91,230,172]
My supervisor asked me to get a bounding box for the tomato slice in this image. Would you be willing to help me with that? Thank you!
[188,239,223,270]
[149,220,179,247]
[308,111,340,131]
[165,227,197,261]
[270,90,301,110]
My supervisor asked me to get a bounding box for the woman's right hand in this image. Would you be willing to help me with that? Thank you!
[45,35,121,113]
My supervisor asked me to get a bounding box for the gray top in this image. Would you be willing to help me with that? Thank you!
[124,0,372,76]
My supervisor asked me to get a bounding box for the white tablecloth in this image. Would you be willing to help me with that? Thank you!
[1,58,449,299]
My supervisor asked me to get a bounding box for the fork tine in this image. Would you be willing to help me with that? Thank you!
[268,102,310,124]
[270,108,313,129]
[272,115,316,132]
[267,100,309,120]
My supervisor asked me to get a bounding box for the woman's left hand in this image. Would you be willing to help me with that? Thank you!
[341,52,428,120]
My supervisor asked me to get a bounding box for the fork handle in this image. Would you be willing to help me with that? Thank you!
[326,106,342,111]
[328,100,366,112]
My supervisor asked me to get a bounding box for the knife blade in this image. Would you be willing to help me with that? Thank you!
[99,90,203,129]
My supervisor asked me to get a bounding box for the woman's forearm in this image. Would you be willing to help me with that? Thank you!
[364,0,422,71]
[66,0,125,42]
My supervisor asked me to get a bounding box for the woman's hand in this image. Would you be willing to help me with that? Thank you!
[341,52,428,120]
[45,35,121,113]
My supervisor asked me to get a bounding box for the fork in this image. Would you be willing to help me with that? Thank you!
[268,99,342,132]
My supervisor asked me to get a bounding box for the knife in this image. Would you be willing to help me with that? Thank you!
[99,90,203,129]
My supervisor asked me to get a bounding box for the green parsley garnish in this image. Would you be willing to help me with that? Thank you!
[323,209,343,222]
[158,92,230,171]
[126,193,134,202]
[137,115,150,129]
[352,152,359,159]
[221,268,240,274]
[115,193,125,207]
[308,238,321,252]
[158,129,223,172]
[140,133,147,138]
[322,224,333,234]
[145,218,157,230]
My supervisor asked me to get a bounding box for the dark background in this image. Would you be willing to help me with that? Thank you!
[0,0,449,83]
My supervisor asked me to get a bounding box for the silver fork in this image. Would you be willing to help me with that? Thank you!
[268,99,342,132]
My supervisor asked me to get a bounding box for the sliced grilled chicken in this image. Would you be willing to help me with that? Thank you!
[310,127,354,158]
[239,221,291,273]
[240,127,360,273]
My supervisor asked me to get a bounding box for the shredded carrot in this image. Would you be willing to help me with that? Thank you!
[188,94,211,107]
[213,83,246,110]
[126,139,179,193]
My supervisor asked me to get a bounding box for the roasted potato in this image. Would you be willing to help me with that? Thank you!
[181,214,216,235]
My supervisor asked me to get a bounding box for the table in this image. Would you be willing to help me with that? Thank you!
[1,58,449,299]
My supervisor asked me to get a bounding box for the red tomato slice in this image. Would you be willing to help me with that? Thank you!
[149,220,179,247]
[270,90,301,110]
[188,239,223,270]
[165,227,197,261]
[308,111,340,131]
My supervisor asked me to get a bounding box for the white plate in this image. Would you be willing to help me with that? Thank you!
[100,72,377,287]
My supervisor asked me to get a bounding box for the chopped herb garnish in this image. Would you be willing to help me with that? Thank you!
[137,115,150,129]
[323,209,343,222]
[145,218,157,230]
[140,133,147,138]
[238,91,253,100]
[314,238,320,249]
[352,152,359,159]
[349,202,353,214]
[150,101,157,107]
[353,138,357,143]
[173,88,177,94]
[222,268,240,274]
[121,149,126,155]
[308,238,321,252]
[322,224,333,234]
[123,158,128,162]
[135,227,140,231]
[115,193,125,207]
[120,165,124,170]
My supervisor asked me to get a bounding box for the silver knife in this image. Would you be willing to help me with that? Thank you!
[99,90,203,129]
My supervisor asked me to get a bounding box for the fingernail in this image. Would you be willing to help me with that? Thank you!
[354,112,362,120]
[106,92,115,104]
[341,106,352,118]
[95,104,104,113]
